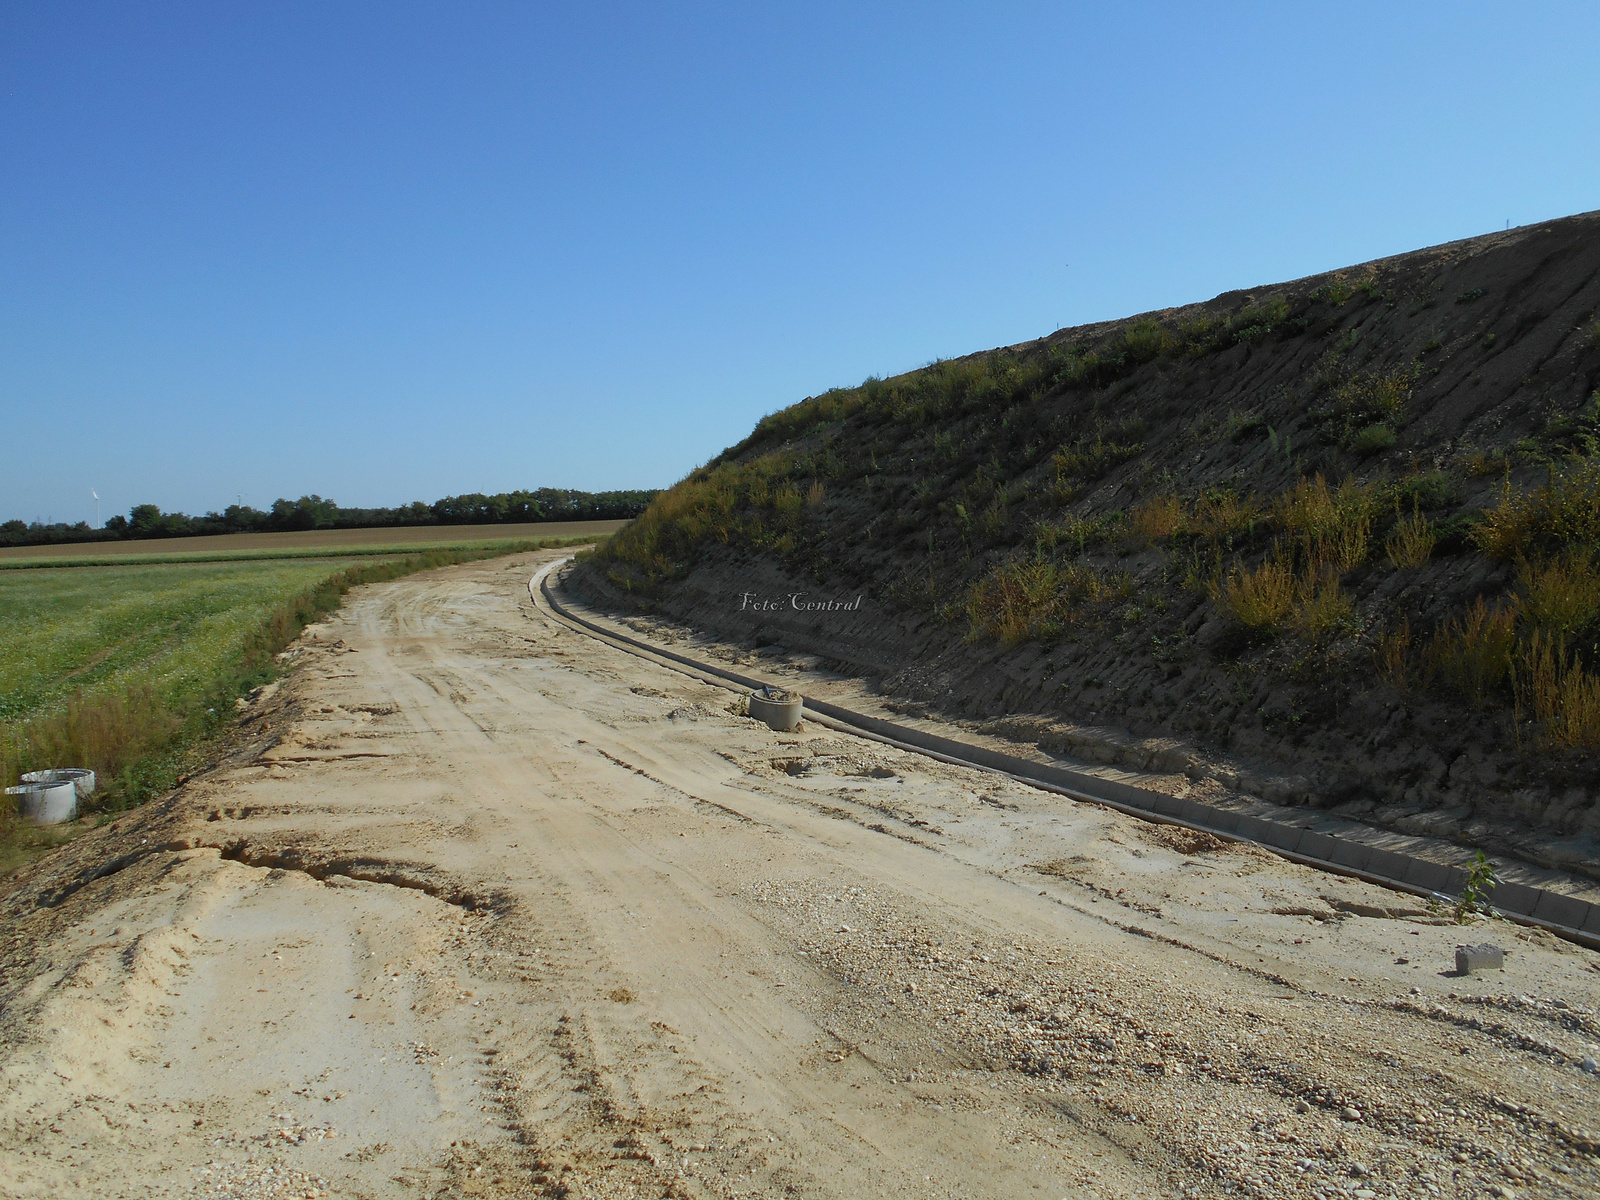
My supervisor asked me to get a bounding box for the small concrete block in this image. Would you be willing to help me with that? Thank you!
[1455,943,1505,974]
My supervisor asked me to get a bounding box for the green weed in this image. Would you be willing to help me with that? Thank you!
[1350,423,1397,455]
[1051,421,1147,483]
[1230,296,1292,343]
[1540,392,1600,458]
[1309,277,1353,305]
[1455,851,1501,921]
[1320,366,1417,447]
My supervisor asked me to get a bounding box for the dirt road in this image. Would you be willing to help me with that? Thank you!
[3,549,1598,1199]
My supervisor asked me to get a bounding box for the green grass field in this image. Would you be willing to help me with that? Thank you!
[0,518,626,567]
[0,536,584,870]
[0,540,545,571]
[0,558,375,723]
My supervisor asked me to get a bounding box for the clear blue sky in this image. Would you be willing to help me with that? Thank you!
[3,2,1597,525]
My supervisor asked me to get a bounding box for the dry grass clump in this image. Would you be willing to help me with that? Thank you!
[1517,551,1600,640]
[1474,456,1600,558]
[1189,490,1263,541]
[1461,446,1507,477]
[1274,474,1375,571]
[1333,367,1414,422]
[1119,489,1269,550]
[1385,506,1437,568]
[1375,620,1413,688]
[1422,598,1519,708]
[1125,494,1184,546]
[1212,555,1353,638]
[967,559,1134,645]
[1203,474,1380,640]
[1516,634,1600,749]
[1291,576,1355,637]
[1381,556,1600,746]
[1051,423,1147,487]
[1215,559,1297,629]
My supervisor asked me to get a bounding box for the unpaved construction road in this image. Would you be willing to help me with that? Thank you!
[3,549,1599,1200]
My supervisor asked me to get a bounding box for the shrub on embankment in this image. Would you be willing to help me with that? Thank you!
[587,212,1600,854]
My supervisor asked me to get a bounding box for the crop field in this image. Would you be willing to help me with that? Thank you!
[0,558,376,725]
[0,537,594,868]
[0,518,626,566]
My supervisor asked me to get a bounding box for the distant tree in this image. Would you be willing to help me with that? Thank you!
[220,504,268,533]
[270,495,338,531]
[3,485,654,548]
[128,504,165,538]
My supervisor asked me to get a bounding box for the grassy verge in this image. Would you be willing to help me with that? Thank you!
[0,539,577,872]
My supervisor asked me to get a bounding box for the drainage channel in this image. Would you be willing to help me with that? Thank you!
[529,558,1600,950]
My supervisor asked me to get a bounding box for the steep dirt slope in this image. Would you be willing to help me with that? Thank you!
[580,211,1600,876]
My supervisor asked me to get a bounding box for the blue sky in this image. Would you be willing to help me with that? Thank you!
[3,2,1597,524]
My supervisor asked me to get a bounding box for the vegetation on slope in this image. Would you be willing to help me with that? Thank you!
[590,214,1600,838]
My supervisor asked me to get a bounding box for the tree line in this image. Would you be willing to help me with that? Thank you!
[0,488,658,548]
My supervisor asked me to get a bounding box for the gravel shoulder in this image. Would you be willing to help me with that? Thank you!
[3,548,1598,1199]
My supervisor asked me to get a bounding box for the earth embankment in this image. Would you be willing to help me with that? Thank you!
[585,211,1600,878]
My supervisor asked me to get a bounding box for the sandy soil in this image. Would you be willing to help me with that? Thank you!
[3,549,1598,1200]
[0,520,626,561]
